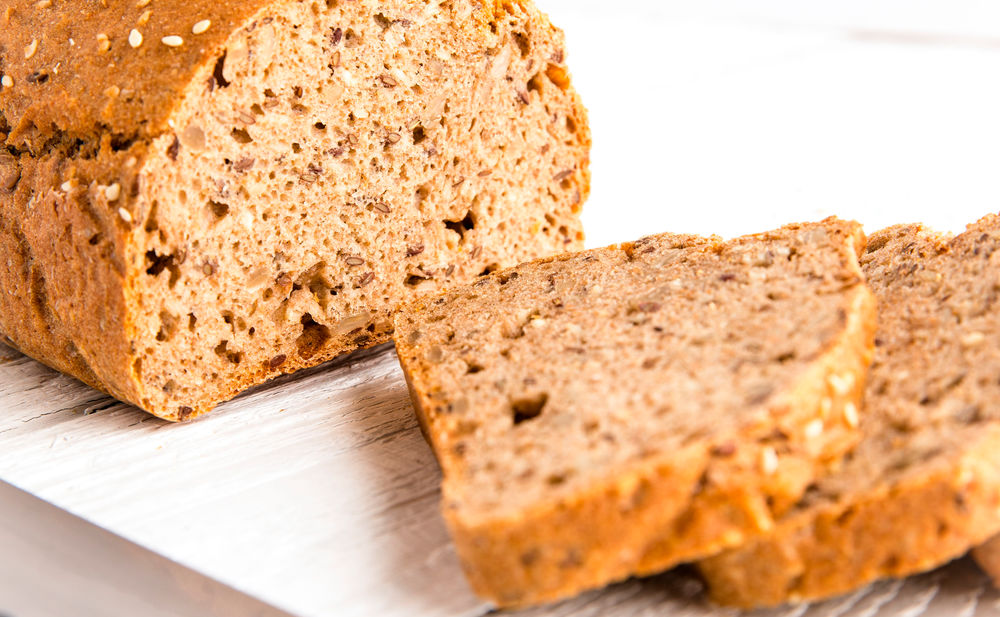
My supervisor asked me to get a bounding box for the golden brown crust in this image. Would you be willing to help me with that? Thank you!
[395,219,876,607]
[1,0,273,148]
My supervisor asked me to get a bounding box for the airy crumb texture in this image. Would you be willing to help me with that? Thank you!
[394,218,876,608]
[700,214,1000,608]
[0,0,589,420]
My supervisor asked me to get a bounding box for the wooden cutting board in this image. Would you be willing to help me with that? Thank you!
[2,341,999,617]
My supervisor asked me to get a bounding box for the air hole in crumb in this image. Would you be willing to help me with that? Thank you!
[292,142,302,153]
[208,200,229,220]
[144,251,180,287]
[144,200,159,233]
[314,122,327,131]
[512,393,548,425]
[479,263,500,277]
[405,274,430,287]
[412,125,426,144]
[444,211,475,240]
[296,313,331,360]
[187,313,197,331]
[214,340,242,365]
[212,52,231,88]
[512,32,530,57]
[527,73,544,94]
[251,103,264,115]
[231,128,253,144]
[466,362,484,374]
[156,311,178,342]
[566,116,577,133]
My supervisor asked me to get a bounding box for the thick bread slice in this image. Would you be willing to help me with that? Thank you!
[0,0,589,420]
[393,219,876,607]
[699,215,1000,608]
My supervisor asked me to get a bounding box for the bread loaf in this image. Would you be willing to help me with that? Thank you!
[699,216,1000,608]
[393,219,875,607]
[0,0,589,420]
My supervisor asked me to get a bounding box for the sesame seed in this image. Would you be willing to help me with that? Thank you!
[344,256,365,267]
[161,35,183,47]
[386,132,401,144]
[843,402,859,428]
[138,9,152,25]
[24,39,38,59]
[36,0,52,7]
[118,207,133,223]
[961,332,986,347]
[104,183,121,201]
[129,29,143,48]
[68,38,75,46]
[761,446,779,475]
[1,75,12,88]
[804,419,824,439]
[52,62,61,75]
[192,19,211,34]
[60,181,72,192]
[136,0,151,6]
[827,373,853,396]
[96,33,111,53]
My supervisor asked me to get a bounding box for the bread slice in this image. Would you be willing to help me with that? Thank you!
[393,219,876,607]
[699,215,1000,608]
[0,0,589,420]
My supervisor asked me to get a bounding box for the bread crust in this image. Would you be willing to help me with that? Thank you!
[395,219,876,607]
[1,0,589,419]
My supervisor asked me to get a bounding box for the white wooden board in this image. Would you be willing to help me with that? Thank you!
[5,1,1000,615]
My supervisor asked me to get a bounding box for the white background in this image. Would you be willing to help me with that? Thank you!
[4,2,1000,617]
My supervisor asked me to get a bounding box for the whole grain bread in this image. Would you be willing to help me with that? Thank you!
[699,215,1000,608]
[973,535,1000,587]
[393,219,876,608]
[0,0,589,420]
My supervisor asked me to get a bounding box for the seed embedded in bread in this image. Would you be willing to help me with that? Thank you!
[394,218,875,607]
[0,0,590,420]
[699,215,1000,608]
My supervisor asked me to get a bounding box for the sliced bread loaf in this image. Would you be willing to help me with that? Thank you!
[393,219,876,607]
[699,215,1000,608]
[0,0,589,420]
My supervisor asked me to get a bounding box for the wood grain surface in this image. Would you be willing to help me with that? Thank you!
[2,340,999,617]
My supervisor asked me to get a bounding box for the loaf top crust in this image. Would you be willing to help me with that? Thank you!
[699,214,1000,607]
[1,0,512,149]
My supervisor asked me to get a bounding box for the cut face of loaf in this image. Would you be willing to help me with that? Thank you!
[0,0,589,420]
[393,219,876,608]
[699,215,1000,608]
